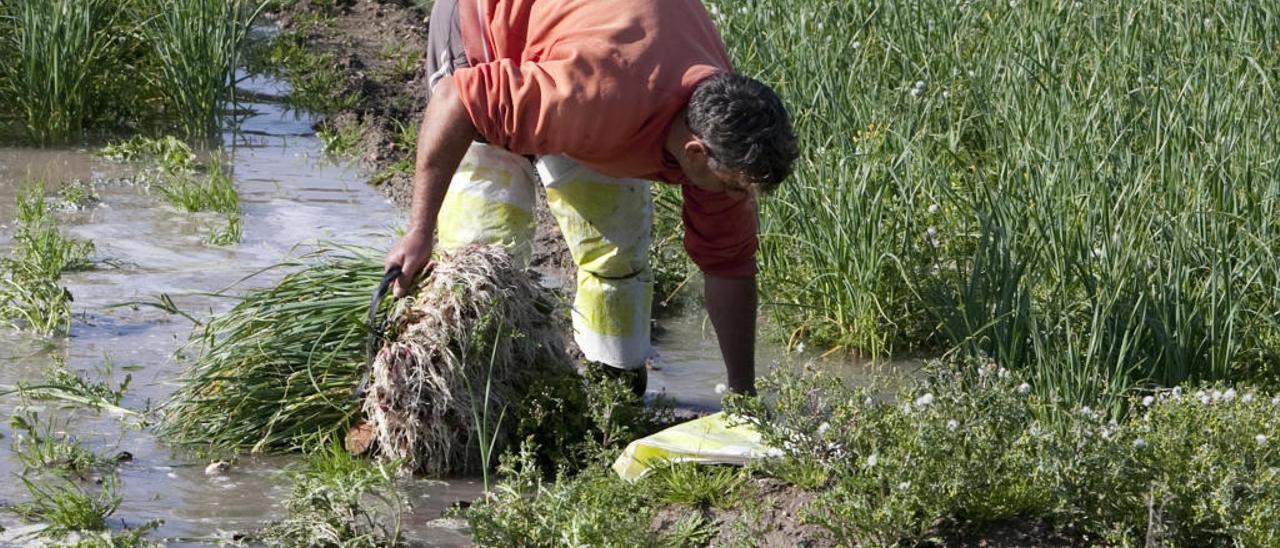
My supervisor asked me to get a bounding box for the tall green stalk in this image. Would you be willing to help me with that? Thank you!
[141,0,264,137]
[716,0,1280,406]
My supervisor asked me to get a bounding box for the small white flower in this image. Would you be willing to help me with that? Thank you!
[1172,386,1183,397]
[1017,383,1031,395]
[1091,247,1105,259]
[1203,17,1212,26]
[942,90,951,99]
[852,40,862,49]
[1079,406,1092,417]
[866,454,878,467]
[1242,393,1255,404]
[967,69,976,78]
[915,393,935,407]
[1211,389,1224,402]
[998,367,1010,379]
[714,383,727,395]
[795,341,806,354]
[897,481,911,490]
[1223,388,1236,401]
[910,87,923,98]
[1257,434,1268,445]
[946,419,959,431]
[864,397,875,406]
[817,422,831,435]
[901,402,913,413]
[1142,395,1155,407]
[1133,438,1147,449]
[1272,395,1280,405]
[926,227,938,238]
[914,80,926,90]
[928,203,940,214]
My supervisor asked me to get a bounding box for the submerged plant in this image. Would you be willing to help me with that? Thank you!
[8,411,117,476]
[0,184,95,334]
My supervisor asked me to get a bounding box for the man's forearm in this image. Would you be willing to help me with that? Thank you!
[409,75,478,237]
[705,274,757,395]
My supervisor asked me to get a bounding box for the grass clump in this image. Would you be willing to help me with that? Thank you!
[259,442,406,547]
[140,0,264,136]
[158,244,385,451]
[0,0,125,143]
[0,0,261,142]
[8,411,116,476]
[0,184,95,334]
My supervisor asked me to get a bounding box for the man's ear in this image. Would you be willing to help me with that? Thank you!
[683,138,711,163]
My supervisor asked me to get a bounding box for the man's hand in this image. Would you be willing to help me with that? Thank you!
[384,229,435,298]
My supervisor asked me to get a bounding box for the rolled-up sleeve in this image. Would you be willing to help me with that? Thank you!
[681,185,758,278]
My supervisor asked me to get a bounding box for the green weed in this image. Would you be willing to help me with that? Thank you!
[156,156,239,215]
[317,120,366,157]
[205,212,243,246]
[259,442,405,547]
[99,136,198,173]
[648,461,746,509]
[368,119,419,186]
[11,476,121,537]
[462,442,657,547]
[0,184,95,335]
[723,361,1280,545]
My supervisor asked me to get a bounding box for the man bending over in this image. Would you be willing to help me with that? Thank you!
[385,0,798,396]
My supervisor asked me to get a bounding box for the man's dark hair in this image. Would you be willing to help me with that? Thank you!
[687,73,799,192]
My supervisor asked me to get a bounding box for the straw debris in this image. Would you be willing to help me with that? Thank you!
[364,245,572,476]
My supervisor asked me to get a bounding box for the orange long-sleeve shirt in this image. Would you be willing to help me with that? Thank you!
[453,0,758,277]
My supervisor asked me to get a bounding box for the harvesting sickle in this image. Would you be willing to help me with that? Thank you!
[352,264,403,401]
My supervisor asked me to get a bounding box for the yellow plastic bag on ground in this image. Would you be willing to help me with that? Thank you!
[612,412,779,481]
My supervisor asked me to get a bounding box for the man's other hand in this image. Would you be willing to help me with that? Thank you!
[385,229,434,298]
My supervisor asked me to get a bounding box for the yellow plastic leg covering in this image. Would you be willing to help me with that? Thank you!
[538,155,653,369]
[437,143,537,265]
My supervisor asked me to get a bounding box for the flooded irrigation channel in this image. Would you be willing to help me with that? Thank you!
[0,79,902,545]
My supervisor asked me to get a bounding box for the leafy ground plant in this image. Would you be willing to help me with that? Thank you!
[723,360,1280,545]
[259,442,406,547]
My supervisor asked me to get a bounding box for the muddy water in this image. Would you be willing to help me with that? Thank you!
[0,78,900,544]
[0,92,481,544]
